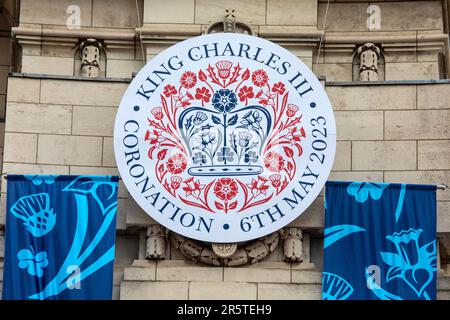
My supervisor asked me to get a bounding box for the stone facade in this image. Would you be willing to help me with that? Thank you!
[0,0,449,300]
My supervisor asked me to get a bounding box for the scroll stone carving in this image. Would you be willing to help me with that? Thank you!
[212,243,238,258]
[145,224,168,260]
[169,231,280,266]
[357,43,381,81]
[282,227,303,262]
[79,38,102,78]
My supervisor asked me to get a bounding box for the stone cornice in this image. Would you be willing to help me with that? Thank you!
[137,23,322,44]
[11,25,137,48]
[322,32,449,60]
[12,24,448,50]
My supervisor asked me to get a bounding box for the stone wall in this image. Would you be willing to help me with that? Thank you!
[0,0,449,300]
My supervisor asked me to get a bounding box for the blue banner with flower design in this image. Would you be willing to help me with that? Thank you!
[2,175,119,300]
[323,181,437,300]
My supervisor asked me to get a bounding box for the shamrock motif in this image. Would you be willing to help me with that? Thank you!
[17,247,49,278]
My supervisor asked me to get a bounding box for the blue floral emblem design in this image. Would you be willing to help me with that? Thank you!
[347,182,389,203]
[380,228,436,298]
[17,246,49,278]
[212,89,237,113]
[25,176,118,300]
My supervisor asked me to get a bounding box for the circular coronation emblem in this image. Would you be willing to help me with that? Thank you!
[114,33,336,243]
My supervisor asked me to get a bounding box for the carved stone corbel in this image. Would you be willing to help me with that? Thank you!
[281,227,303,262]
[356,43,381,81]
[145,224,168,260]
[79,38,102,78]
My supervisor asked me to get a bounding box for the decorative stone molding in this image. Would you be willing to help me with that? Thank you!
[321,33,449,73]
[281,227,303,262]
[356,43,381,81]
[212,243,238,258]
[10,26,136,76]
[79,38,102,78]
[169,231,280,266]
[145,224,168,260]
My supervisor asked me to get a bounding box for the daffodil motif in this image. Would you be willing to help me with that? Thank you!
[380,228,436,298]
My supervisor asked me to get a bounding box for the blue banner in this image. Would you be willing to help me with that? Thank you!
[323,181,437,300]
[2,175,119,300]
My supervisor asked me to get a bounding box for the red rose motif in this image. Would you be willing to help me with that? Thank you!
[150,107,164,120]
[251,69,269,87]
[167,153,187,174]
[264,152,285,172]
[214,178,238,201]
[272,82,286,95]
[180,71,197,89]
[195,87,211,105]
[163,85,177,97]
[286,104,299,117]
[238,86,255,104]
[246,176,270,197]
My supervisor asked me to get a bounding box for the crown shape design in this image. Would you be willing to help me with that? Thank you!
[143,59,307,214]
[178,89,272,176]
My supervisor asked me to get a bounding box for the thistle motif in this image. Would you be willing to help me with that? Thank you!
[215,60,233,79]
[10,193,56,237]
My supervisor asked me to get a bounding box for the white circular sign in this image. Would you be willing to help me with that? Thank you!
[114,33,336,243]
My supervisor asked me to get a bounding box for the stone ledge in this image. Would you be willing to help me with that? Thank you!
[138,24,202,38]
[258,283,322,300]
[12,26,136,41]
[156,260,223,282]
[326,79,450,87]
[120,280,189,300]
[189,281,257,300]
[10,72,132,83]
[224,261,291,284]
[438,276,450,290]
[124,260,321,285]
